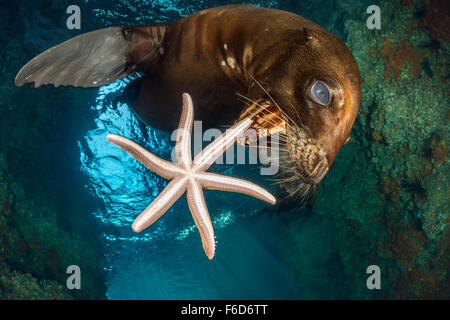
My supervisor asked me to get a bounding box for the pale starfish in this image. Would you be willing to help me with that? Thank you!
[107,93,276,259]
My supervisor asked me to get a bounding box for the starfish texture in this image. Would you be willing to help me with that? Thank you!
[107,93,276,259]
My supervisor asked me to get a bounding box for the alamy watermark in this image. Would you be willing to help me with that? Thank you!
[170,122,281,176]
[366,5,381,30]
[66,265,81,290]
[366,265,381,290]
[66,5,81,30]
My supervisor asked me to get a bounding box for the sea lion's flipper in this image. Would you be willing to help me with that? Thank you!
[15,25,167,88]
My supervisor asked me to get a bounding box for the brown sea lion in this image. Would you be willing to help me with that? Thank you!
[15,4,361,204]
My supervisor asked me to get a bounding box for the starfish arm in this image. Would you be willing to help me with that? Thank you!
[196,172,276,205]
[193,118,252,172]
[186,179,215,259]
[132,177,188,232]
[174,93,193,169]
[107,134,183,179]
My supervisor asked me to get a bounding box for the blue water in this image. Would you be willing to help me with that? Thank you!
[78,75,304,299]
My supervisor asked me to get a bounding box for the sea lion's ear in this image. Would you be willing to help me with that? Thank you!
[15,25,167,88]
[303,27,319,48]
[303,27,313,40]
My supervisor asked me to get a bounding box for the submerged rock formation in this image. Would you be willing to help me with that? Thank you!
[0,0,105,299]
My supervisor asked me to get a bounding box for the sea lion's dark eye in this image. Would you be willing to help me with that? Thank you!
[310,81,330,105]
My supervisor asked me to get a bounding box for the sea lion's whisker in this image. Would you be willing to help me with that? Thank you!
[238,97,287,130]
[273,166,294,175]
[246,145,288,152]
[270,157,291,163]
[236,93,296,131]
[284,100,303,128]
[273,136,289,142]
[236,104,293,147]
[347,137,360,145]
[245,74,300,129]
[271,175,299,185]
[238,96,295,132]
[285,182,315,203]
[269,178,299,186]
[238,98,285,129]
[289,167,310,181]
[246,145,272,150]
[263,153,290,160]
[280,159,295,166]
[250,114,288,132]
[282,184,304,201]
[279,165,296,171]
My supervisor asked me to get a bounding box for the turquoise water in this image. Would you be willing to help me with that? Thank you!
[79,77,301,299]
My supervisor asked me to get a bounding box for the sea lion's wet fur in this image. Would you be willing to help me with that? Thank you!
[15,4,361,205]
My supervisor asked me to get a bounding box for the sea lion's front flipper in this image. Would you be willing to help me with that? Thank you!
[15,25,167,88]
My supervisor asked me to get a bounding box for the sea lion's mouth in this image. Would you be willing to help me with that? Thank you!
[236,99,286,146]
[235,97,329,203]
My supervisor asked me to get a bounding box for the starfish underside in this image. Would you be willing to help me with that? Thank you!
[107,93,276,259]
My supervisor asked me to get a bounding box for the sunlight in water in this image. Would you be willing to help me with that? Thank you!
[77,77,296,299]
[76,0,295,299]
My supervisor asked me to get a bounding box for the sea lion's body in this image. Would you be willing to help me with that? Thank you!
[135,5,322,131]
[15,5,362,201]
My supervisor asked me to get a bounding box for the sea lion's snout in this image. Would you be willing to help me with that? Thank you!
[286,126,329,185]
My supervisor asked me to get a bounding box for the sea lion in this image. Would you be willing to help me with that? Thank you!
[15,4,361,204]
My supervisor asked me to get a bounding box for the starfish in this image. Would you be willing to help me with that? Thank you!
[107,93,276,259]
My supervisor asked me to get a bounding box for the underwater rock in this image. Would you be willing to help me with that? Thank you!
[311,0,447,298]
[0,1,106,299]
[0,262,73,300]
[0,154,105,299]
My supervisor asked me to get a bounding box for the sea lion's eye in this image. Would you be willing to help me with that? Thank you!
[310,81,330,105]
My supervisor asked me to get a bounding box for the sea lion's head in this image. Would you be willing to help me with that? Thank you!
[241,26,361,202]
